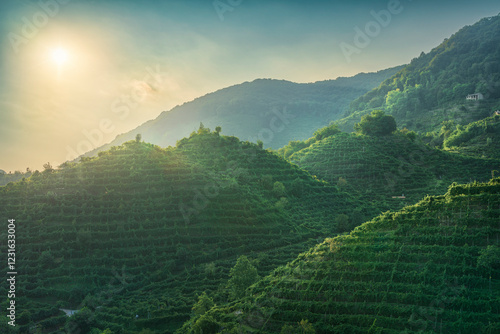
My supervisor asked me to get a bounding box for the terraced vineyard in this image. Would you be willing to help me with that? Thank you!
[287,132,499,213]
[188,178,500,333]
[0,131,366,333]
[444,115,500,160]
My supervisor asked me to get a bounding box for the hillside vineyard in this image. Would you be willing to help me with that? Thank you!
[187,179,500,333]
[1,11,500,334]
[0,133,368,333]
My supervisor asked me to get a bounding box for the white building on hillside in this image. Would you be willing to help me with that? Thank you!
[466,93,484,101]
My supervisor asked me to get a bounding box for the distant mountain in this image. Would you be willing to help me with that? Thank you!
[183,178,500,333]
[79,67,403,160]
[0,132,372,333]
[338,13,500,133]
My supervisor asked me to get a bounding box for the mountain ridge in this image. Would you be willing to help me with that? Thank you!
[75,66,403,162]
[337,13,500,134]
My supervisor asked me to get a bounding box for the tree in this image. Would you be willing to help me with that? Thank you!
[135,133,142,142]
[439,120,456,139]
[17,310,31,326]
[299,320,316,333]
[228,255,259,299]
[193,314,219,334]
[100,330,115,334]
[192,292,215,316]
[275,197,289,211]
[43,162,54,173]
[40,250,55,269]
[354,110,397,136]
[337,177,348,188]
[335,214,351,232]
[257,140,264,149]
[197,122,210,135]
[290,177,306,197]
[280,320,316,334]
[204,262,217,276]
[261,175,273,190]
[215,126,222,135]
[477,245,500,271]
[272,181,286,197]
[64,307,94,334]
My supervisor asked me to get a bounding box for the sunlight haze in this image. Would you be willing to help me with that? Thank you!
[1,0,499,171]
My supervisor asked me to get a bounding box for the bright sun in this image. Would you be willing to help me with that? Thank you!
[51,48,69,66]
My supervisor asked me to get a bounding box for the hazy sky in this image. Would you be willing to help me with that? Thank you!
[1,0,499,172]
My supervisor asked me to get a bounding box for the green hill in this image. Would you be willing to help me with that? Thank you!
[80,66,403,160]
[282,130,499,214]
[0,130,368,334]
[338,14,500,134]
[0,170,32,186]
[184,178,500,333]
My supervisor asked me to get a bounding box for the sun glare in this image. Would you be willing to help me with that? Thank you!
[51,47,69,66]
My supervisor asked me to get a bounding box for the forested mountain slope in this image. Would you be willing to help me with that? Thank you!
[0,130,369,333]
[185,178,500,333]
[80,66,402,159]
[338,14,500,133]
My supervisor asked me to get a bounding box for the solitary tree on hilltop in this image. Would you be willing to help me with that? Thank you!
[354,110,396,136]
[215,126,222,135]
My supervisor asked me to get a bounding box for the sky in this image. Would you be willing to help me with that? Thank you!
[1,0,499,172]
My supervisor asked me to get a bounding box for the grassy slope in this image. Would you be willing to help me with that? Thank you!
[0,133,366,333]
[189,178,500,333]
